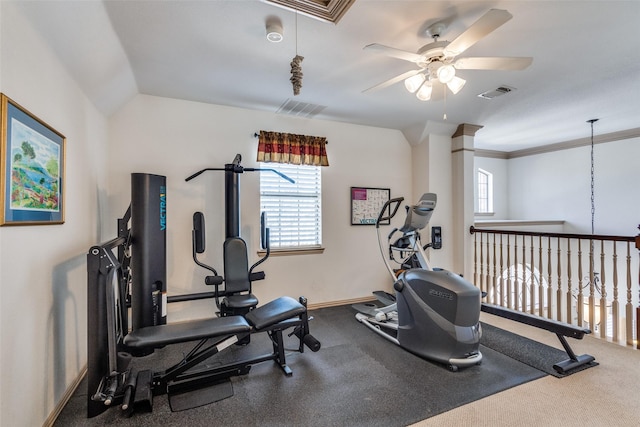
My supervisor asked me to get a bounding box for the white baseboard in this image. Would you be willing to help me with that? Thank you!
[43,365,87,427]
[307,296,376,310]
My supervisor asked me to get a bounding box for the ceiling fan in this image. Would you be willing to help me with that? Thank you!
[363,9,532,101]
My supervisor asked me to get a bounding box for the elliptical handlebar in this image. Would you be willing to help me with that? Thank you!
[376,194,438,280]
[376,197,404,228]
[376,197,405,281]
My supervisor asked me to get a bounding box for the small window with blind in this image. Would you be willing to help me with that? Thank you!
[260,163,323,253]
[477,168,494,214]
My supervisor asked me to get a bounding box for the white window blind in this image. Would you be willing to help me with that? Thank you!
[260,163,322,248]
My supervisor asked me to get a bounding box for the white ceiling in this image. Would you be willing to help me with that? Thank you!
[13,0,640,151]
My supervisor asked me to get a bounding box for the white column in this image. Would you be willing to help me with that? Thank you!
[451,124,482,280]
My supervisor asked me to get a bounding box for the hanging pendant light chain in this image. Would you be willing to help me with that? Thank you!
[590,125,594,235]
[588,119,598,235]
[587,118,598,284]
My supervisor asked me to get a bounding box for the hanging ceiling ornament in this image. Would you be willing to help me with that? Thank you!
[290,55,304,95]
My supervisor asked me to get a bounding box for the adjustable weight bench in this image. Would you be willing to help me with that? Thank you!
[89,295,320,417]
[481,303,595,374]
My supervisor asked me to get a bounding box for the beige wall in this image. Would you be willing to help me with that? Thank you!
[411,134,456,272]
[0,3,108,426]
[107,94,414,321]
[506,137,640,235]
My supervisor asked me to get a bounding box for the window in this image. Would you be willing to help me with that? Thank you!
[260,163,322,250]
[477,168,493,214]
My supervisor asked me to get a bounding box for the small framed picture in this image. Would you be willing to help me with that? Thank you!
[1,94,66,225]
[351,187,390,225]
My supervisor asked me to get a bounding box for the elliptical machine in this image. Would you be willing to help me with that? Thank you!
[355,193,482,371]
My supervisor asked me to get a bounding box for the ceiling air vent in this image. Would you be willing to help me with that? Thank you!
[478,85,515,100]
[277,99,327,118]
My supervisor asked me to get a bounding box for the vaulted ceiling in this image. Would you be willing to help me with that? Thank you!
[13,0,640,151]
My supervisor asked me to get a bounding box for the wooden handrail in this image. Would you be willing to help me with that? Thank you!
[470,226,635,243]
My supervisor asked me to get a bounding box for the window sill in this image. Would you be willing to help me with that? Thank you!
[258,247,325,257]
[474,212,495,217]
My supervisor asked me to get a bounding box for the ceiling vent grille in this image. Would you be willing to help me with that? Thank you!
[478,85,515,100]
[277,99,327,118]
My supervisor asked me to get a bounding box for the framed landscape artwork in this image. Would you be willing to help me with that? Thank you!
[0,94,65,225]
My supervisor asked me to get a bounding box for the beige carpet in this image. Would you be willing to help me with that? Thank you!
[412,312,640,426]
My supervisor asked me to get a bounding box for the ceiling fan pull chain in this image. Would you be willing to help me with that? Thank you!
[443,85,447,120]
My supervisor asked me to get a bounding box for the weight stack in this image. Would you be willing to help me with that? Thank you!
[131,173,167,333]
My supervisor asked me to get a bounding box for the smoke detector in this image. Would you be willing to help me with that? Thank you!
[266,20,284,43]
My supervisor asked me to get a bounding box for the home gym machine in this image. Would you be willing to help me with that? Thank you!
[87,155,320,418]
[355,193,483,371]
[184,153,294,320]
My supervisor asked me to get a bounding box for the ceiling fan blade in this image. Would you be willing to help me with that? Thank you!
[362,69,424,93]
[364,43,423,63]
[454,57,533,70]
[443,9,513,57]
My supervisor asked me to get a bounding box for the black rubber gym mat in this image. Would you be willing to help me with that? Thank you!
[167,378,233,412]
[55,304,567,426]
[480,322,598,378]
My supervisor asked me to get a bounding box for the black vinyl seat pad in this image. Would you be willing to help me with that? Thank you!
[123,316,251,349]
[246,296,305,330]
[223,294,259,309]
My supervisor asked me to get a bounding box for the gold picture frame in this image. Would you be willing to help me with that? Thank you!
[0,94,66,225]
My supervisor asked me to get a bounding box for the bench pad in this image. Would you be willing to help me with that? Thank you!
[481,303,590,339]
[123,316,250,349]
[246,296,306,330]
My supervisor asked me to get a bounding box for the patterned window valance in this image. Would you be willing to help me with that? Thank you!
[256,130,329,166]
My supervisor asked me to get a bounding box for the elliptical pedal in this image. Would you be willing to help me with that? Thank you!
[351,302,381,317]
[372,290,396,306]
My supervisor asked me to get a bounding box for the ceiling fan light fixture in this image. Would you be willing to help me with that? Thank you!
[437,64,456,84]
[404,73,426,93]
[415,81,433,101]
[447,76,466,94]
